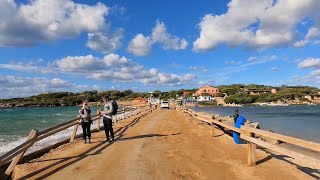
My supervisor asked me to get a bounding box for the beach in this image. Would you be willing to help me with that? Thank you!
[11,109,314,179]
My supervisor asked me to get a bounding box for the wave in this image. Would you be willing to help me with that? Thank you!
[0,117,105,156]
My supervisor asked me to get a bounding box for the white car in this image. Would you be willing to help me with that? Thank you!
[160,101,169,109]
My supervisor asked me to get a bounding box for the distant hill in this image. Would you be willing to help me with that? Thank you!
[0,84,319,107]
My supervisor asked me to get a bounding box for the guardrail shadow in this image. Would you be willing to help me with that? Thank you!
[256,147,320,179]
[117,133,181,142]
[18,111,151,180]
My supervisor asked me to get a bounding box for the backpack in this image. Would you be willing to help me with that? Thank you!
[111,100,118,115]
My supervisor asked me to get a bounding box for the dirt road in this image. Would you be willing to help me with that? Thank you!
[13,109,313,179]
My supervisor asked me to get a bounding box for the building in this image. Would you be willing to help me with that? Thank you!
[194,85,220,96]
[133,97,149,105]
[305,92,320,100]
[183,91,190,96]
[197,96,213,102]
[150,97,160,105]
[304,92,320,104]
[245,88,277,95]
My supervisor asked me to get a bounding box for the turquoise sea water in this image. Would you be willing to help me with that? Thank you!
[0,106,101,156]
[192,105,320,143]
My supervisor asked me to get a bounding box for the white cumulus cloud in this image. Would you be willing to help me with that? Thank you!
[87,29,123,54]
[0,0,108,46]
[298,58,320,69]
[55,55,105,72]
[127,21,187,56]
[151,21,188,50]
[127,34,153,56]
[193,0,320,51]
[0,54,196,86]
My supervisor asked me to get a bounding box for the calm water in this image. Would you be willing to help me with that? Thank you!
[192,105,320,143]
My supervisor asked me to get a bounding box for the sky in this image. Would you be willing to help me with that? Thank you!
[1,0,320,98]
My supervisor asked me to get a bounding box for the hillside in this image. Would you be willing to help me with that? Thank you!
[0,84,319,107]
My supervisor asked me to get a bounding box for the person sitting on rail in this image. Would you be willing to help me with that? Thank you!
[233,109,250,144]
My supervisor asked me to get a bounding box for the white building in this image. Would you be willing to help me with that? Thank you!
[197,96,213,102]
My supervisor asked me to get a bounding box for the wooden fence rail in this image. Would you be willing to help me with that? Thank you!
[0,106,147,178]
[180,107,320,168]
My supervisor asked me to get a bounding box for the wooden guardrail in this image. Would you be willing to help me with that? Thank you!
[179,107,320,168]
[0,106,148,178]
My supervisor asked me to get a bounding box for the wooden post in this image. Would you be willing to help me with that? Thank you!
[5,129,38,177]
[70,115,80,143]
[122,107,125,121]
[96,110,101,131]
[245,131,256,166]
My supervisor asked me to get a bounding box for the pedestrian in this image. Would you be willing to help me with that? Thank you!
[99,96,115,142]
[233,109,250,144]
[79,102,92,144]
[233,109,239,124]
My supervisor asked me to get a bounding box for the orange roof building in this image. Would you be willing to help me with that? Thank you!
[194,85,219,96]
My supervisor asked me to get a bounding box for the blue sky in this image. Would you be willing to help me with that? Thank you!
[1,0,320,98]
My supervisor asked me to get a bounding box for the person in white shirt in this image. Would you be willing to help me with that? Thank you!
[99,96,114,142]
[79,102,92,144]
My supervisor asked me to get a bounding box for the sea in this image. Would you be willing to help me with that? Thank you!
[191,105,320,143]
[0,106,103,156]
[0,105,319,156]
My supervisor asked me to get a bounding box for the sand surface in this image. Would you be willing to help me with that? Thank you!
[12,108,316,180]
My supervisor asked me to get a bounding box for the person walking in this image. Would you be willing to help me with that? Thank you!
[79,102,92,144]
[233,109,250,144]
[100,96,115,142]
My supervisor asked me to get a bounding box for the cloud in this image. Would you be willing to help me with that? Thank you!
[127,21,187,56]
[271,67,279,71]
[293,40,308,48]
[213,55,279,76]
[103,53,130,67]
[55,55,105,72]
[296,57,320,85]
[306,27,320,39]
[298,58,320,69]
[87,29,123,54]
[0,76,99,98]
[188,66,208,72]
[193,0,320,51]
[141,73,196,86]
[127,34,153,56]
[151,21,188,50]
[0,63,56,74]
[225,60,239,65]
[0,0,108,47]
[1,54,196,86]
[248,57,257,62]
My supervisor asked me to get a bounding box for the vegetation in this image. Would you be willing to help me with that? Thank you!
[224,85,318,104]
[0,84,318,107]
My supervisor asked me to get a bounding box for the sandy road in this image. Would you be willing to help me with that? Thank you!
[13,109,313,180]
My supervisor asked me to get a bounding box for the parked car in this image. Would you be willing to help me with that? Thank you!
[161,101,169,109]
